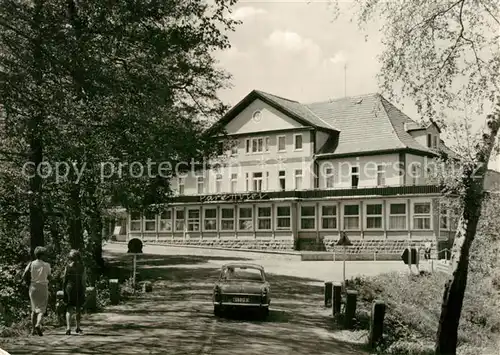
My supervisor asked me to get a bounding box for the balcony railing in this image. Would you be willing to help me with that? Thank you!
[171,185,443,203]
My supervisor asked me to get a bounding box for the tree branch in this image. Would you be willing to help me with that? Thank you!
[408,0,464,33]
[437,0,467,73]
[478,0,500,25]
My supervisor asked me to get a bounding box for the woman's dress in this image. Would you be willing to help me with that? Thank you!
[63,262,86,308]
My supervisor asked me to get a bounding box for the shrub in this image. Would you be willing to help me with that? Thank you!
[350,266,499,353]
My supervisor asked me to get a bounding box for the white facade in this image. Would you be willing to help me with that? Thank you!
[116,90,461,255]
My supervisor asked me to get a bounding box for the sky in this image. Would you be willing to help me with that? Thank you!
[213,1,500,171]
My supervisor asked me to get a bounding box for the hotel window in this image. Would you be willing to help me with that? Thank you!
[427,134,432,147]
[411,165,418,185]
[366,204,383,229]
[230,173,237,193]
[376,165,385,186]
[215,174,223,193]
[175,209,185,231]
[204,208,217,231]
[294,169,303,189]
[245,139,250,153]
[220,207,235,230]
[187,209,200,231]
[251,137,265,153]
[231,141,238,155]
[294,134,303,150]
[238,207,253,230]
[130,211,141,231]
[245,173,249,191]
[440,206,460,230]
[144,211,156,231]
[178,177,185,195]
[389,203,406,229]
[278,135,286,152]
[265,137,270,152]
[159,209,172,231]
[257,206,272,230]
[321,205,337,229]
[300,205,315,229]
[325,167,335,188]
[279,170,286,190]
[252,172,263,191]
[351,166,359,188]
[276,206,291,229]
[413,202,431,230]
[197,176,204,194]
[343,204,360,230]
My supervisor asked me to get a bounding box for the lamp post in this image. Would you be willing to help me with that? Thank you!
[337,230,352,289]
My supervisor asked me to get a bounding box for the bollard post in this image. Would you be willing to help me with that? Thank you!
[109,279,120,305]
[369,300,386,348]
[143,281,153,293]
[324,281,333,307]
[344,290,358,329]
[332,282,342,316]
[56,290,65,325]
[85,287,97,312]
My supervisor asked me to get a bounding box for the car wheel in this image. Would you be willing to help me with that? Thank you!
[214,305,223,317]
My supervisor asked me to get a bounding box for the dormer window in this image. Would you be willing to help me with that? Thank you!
[433,136,438,148]
[427,134,432,148]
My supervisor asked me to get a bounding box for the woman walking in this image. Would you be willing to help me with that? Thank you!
[63,249,86,335]
[22,246,51,336]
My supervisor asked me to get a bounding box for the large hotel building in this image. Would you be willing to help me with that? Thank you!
[110,90,500,258]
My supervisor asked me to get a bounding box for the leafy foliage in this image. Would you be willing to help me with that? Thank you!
[329,2,500,353]
[348,195,500,354]
[329,0,499,125]
[0,0,240,331]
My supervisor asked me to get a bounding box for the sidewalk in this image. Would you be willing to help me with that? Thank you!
[1,246,369,355]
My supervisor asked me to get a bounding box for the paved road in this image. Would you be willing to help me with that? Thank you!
[0,244,402,355]
[106,243,414,283]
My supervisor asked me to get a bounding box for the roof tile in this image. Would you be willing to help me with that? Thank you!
[224,90,456,157]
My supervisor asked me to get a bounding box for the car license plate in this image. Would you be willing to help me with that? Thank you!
[233,297,249,303]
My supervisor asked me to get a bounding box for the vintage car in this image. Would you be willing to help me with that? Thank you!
[212,263,271,318]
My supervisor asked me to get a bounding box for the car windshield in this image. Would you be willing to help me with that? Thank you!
[221,266,264,281]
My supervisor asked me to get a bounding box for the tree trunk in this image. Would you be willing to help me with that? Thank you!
[435,104,500,355]
[68,183,83,250]
[65,0,87,252]
[90,211,105,281]
[48,216,62,256]
[28,134,44,258]
[28,1,46,258]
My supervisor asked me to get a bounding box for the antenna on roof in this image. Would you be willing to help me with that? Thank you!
[344,63,347,98]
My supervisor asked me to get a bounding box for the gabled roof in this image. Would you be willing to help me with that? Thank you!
[404,121,442,134]
[213,89,338,134]
[214,89,455,157]
[308,93,436,156]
